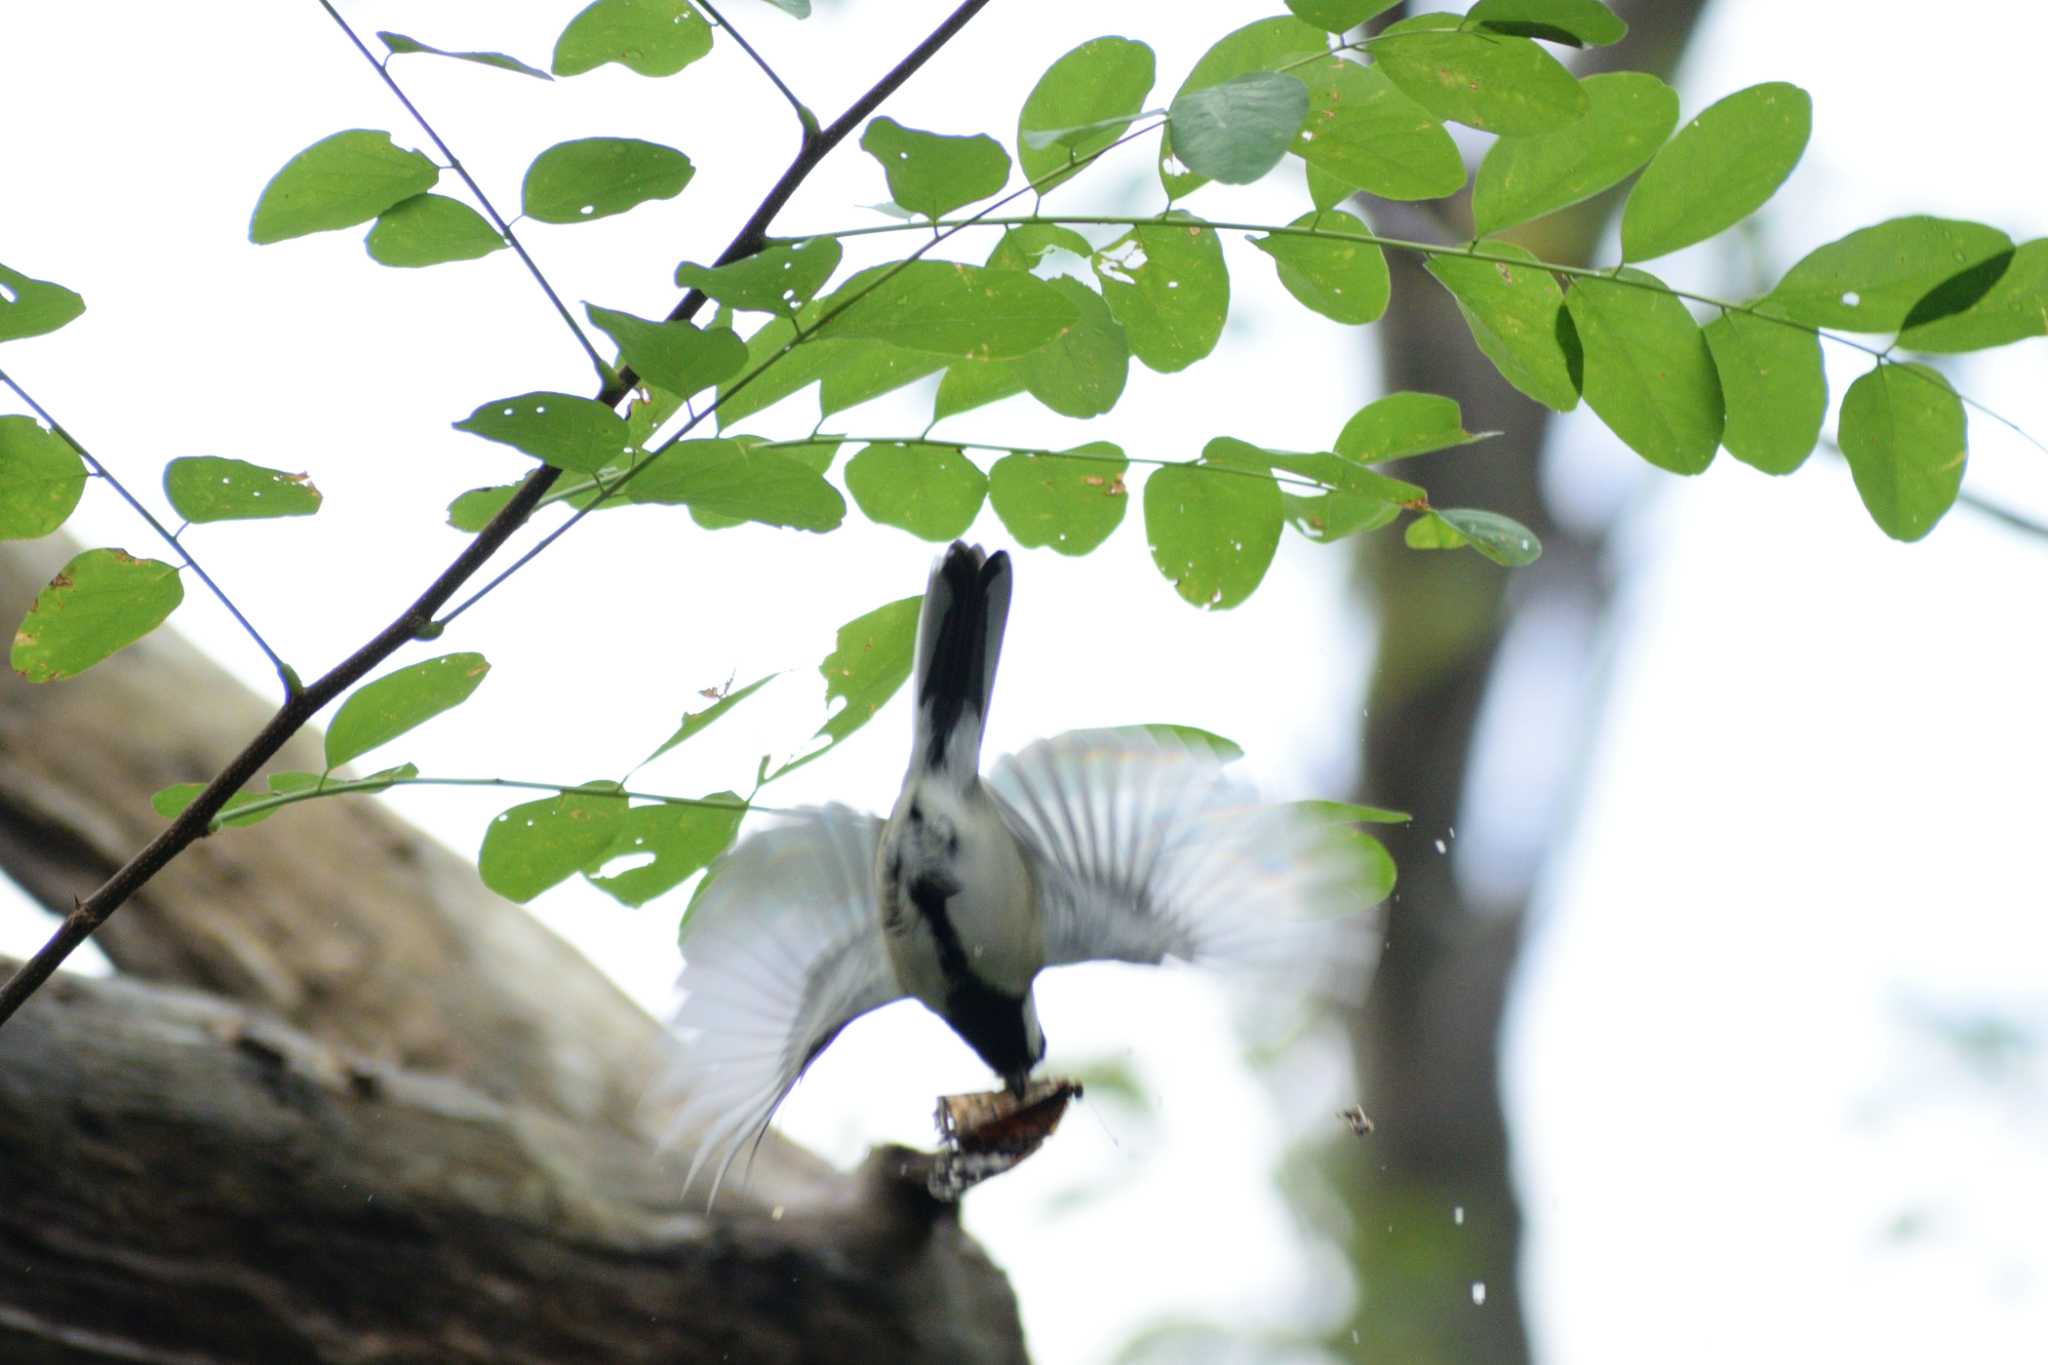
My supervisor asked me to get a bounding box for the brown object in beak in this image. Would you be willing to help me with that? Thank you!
[923,1076,1083,1200]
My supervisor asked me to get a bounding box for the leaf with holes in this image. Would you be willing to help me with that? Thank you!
[860,117,1011,218]
[251,131,438,244]
[1092,214,1229,373]
[1564,268,1722,474]
[642,673,779,768]
[989,443,1129,555]
[365,194,507,267]
[325,652,491,770]
[0,263,85,342]
[584,797,745,906]
[585,305,745,398]
[553,0,712,77]
[0,417,87,538]
[455,392,635,472]
[676,238,842,315]
[1144,454,1283,610]
[1620,82,1810,262]
[479,784,629,902]
[1837,363,1966,542]
[764,594,921,783]
[1253,209,1388,325]
[163,457,322,523]
[522,137,693,224]
[11,549,183,683]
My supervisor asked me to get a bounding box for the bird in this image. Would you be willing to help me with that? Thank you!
[654,541,1378,1203]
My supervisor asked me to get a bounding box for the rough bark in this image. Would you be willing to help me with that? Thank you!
[1340,4,1712,1361]
[0,535,1026,1361]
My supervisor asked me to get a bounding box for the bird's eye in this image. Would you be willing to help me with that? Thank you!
[909,803,924,824]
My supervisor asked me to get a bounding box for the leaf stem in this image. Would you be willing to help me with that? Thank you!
[0,366,294,693]
[198,773,799,832]
[695,0,811,132]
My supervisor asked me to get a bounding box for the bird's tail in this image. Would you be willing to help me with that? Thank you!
[912,541,1011,780]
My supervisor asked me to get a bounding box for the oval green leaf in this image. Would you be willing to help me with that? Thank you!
[1701,307,1825,475]
[1018,37,1156,194]
[1292,56,1465,201]
[1436,507,1542,566]
[1374,15,1589,134]
[1564,268,1722,474]
[11,548,183,683]
[1286,0,1401,29]
[815,261,1076,360]
[522,137,693,224]
[989,442,1129,555]
[1022,277,1129,418]
[626,438,845,531]
[163,456,322,523]
[0,263,85,343]
[845,441,987,541]
[585,305,745,398]
[1765,216,2013,333]
[676,237,842,315]
[1472,71,1678,237]
[365,193,507,267]
[552,0,713,77]
[479,785,627,903]
[1144,458,1283,610]
[1168,72,1309,186]
[1335,391,1483,462]
[0,417,87,539]
[1425,243,1579,412]
[1160,17,1328,199]
[1620,82,1811,263]
[1899,238,2048,353]
[584,797,744,907]
[1092,214,1229,373]
[250,131,439,244]
[1253,209,1389,325]
[860,117,1011,218]
[1837,362,1966,542]
[325,652,490,771]
[454,392,634,472]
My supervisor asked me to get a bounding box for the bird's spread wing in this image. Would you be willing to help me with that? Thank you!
[987,729,1381,996]
[650,803,900,1204]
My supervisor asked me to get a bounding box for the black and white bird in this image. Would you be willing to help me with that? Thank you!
[656,542,1376,1201]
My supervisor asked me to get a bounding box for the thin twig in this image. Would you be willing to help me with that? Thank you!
[0,366,295,692]
[0,0,998,1032]
[696,0,812,132]
[315,0,608,378]
[198,774,798,831]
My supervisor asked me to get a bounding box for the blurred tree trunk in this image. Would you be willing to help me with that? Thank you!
[1343,5,1711,1360]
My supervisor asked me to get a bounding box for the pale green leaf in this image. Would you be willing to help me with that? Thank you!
[1564,268,1722,474]
[325,652,491,770]
[1899,239,2048,353]
[1291,57,1464,201]
[1168,72,1309,186]
[1093,213,1229,373]
[1620,82,1811,262]
[1837,362,1966,542]
[479,784,628,902]
[845,441,987,541]
[1425,243,1579,411]
[1472,72,1678,236]
[815,261,1076,360]
[11,549,183,683]
[365,193,507,267]
[584,796,745,906]
[0,417,87,539]
[0,263,85,342]
[522,137,693,224]
[676,238,842,314]
[163,457,322,523]
[250,131,438,244]
[860,117,1011,218]
[1018,37,1156,193]
[1144,454,1283,609]
[454,392,635,472]
[585,304,746,398]
[1253,209,1388,325]
[1374,14,1589,134]
[552,0,712,77]
[988,443,1129,554]
[1159,16,1328,199]
[1701,306,1825,475]
[378,31,552,79]
[1766,216,2014,332]
[641,673,778,768]
[627,438,845,531]
[1335,391,1484,462]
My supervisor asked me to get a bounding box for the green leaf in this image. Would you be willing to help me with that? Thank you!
[1837,362,1966,542]
[818,342,946,415]
[1160,17,1328,199]
[816,261,1076,360]
[1405,509,1469,551]
[1167,73,1308,186]
[325,652,490,770]
[1373,14,1588,134]
[1144,453,1283,609]
[711,316,825,427]
[642,673,778,768]
[860,117,1011,218]
[250,131,438,244]
[585,797,745,907]
[0,417,87,539]
[989,443,1129,555]
[676,237,842,314]
[1299,798,1410,824]
[585,305,745,398]
[553,0,712,77]
[1305,159,1354,212]
[1291,57,1465,201]
[454,392,635,472]
[378,31,551,80]
[934,355,1028,421]
[1093,213,1229,373]
[1620,81,1811,263]
[1471,71,1678,237]
[1335,391,1483,462]
[163,457,322,523]
[1283,486,1400,542]
[1467,0,1627,46]
[364,193,507,267]
[1701,307,1825,475]
[1021,277,1129,418]
[522,137,693,224]
[446,482,520,533]
[0,263,85,342]
[1018,37,1156,194]
[1435,507,1542,566]
[1105,723,1244,762]
[765,594,921,780]
[1564,268,1722,474]
[845,442,987,541]
[1293,802,1398,902]
[1286,0,1400,30]
[987,223,1096,271]
[1765,216,2014,332]
[11,549,183,683]
[626,438,845,531]
[1898,239,2048,353]
[1253,209,1388,325]
[479,785,628,903]
[1426,243,1579,411]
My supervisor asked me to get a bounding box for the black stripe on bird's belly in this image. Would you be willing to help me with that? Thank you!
[910,879,1036,1081]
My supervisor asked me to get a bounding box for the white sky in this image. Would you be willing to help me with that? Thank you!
[3,2,2045,1361]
